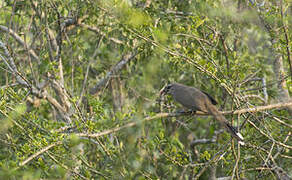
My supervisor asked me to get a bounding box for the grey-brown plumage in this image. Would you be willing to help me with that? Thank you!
[160,83,244,145]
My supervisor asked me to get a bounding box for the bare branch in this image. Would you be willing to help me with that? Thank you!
[90,52,138,95]
[0,41,29,86]
[223,101,292,115]
[0,25,39,62]
[190,130,224,147]
[0,41,71,122]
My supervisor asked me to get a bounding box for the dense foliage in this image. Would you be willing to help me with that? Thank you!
[0,0,291,179]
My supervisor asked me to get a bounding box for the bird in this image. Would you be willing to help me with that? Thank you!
[160,82,245,145]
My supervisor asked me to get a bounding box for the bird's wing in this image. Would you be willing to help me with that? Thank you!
[201,91,218,105]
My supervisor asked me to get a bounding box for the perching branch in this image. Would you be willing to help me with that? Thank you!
[75,101,292,141]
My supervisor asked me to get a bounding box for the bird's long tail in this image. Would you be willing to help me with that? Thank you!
[206,104,245,145]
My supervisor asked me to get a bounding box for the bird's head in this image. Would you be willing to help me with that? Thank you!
[159,83,175,96]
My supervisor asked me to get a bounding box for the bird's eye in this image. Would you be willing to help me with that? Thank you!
[164,84,174,94]
[166,84,172,90]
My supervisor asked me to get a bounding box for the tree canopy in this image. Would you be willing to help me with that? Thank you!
[0,0,291,179]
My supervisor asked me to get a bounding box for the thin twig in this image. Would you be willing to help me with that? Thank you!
[280,0,292,81]
[77,36,103,106]
[247,120,292,149]
[47,152,87,180]
[19,141,62,166]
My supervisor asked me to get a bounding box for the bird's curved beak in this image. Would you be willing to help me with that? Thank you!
[159,86,167,96]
